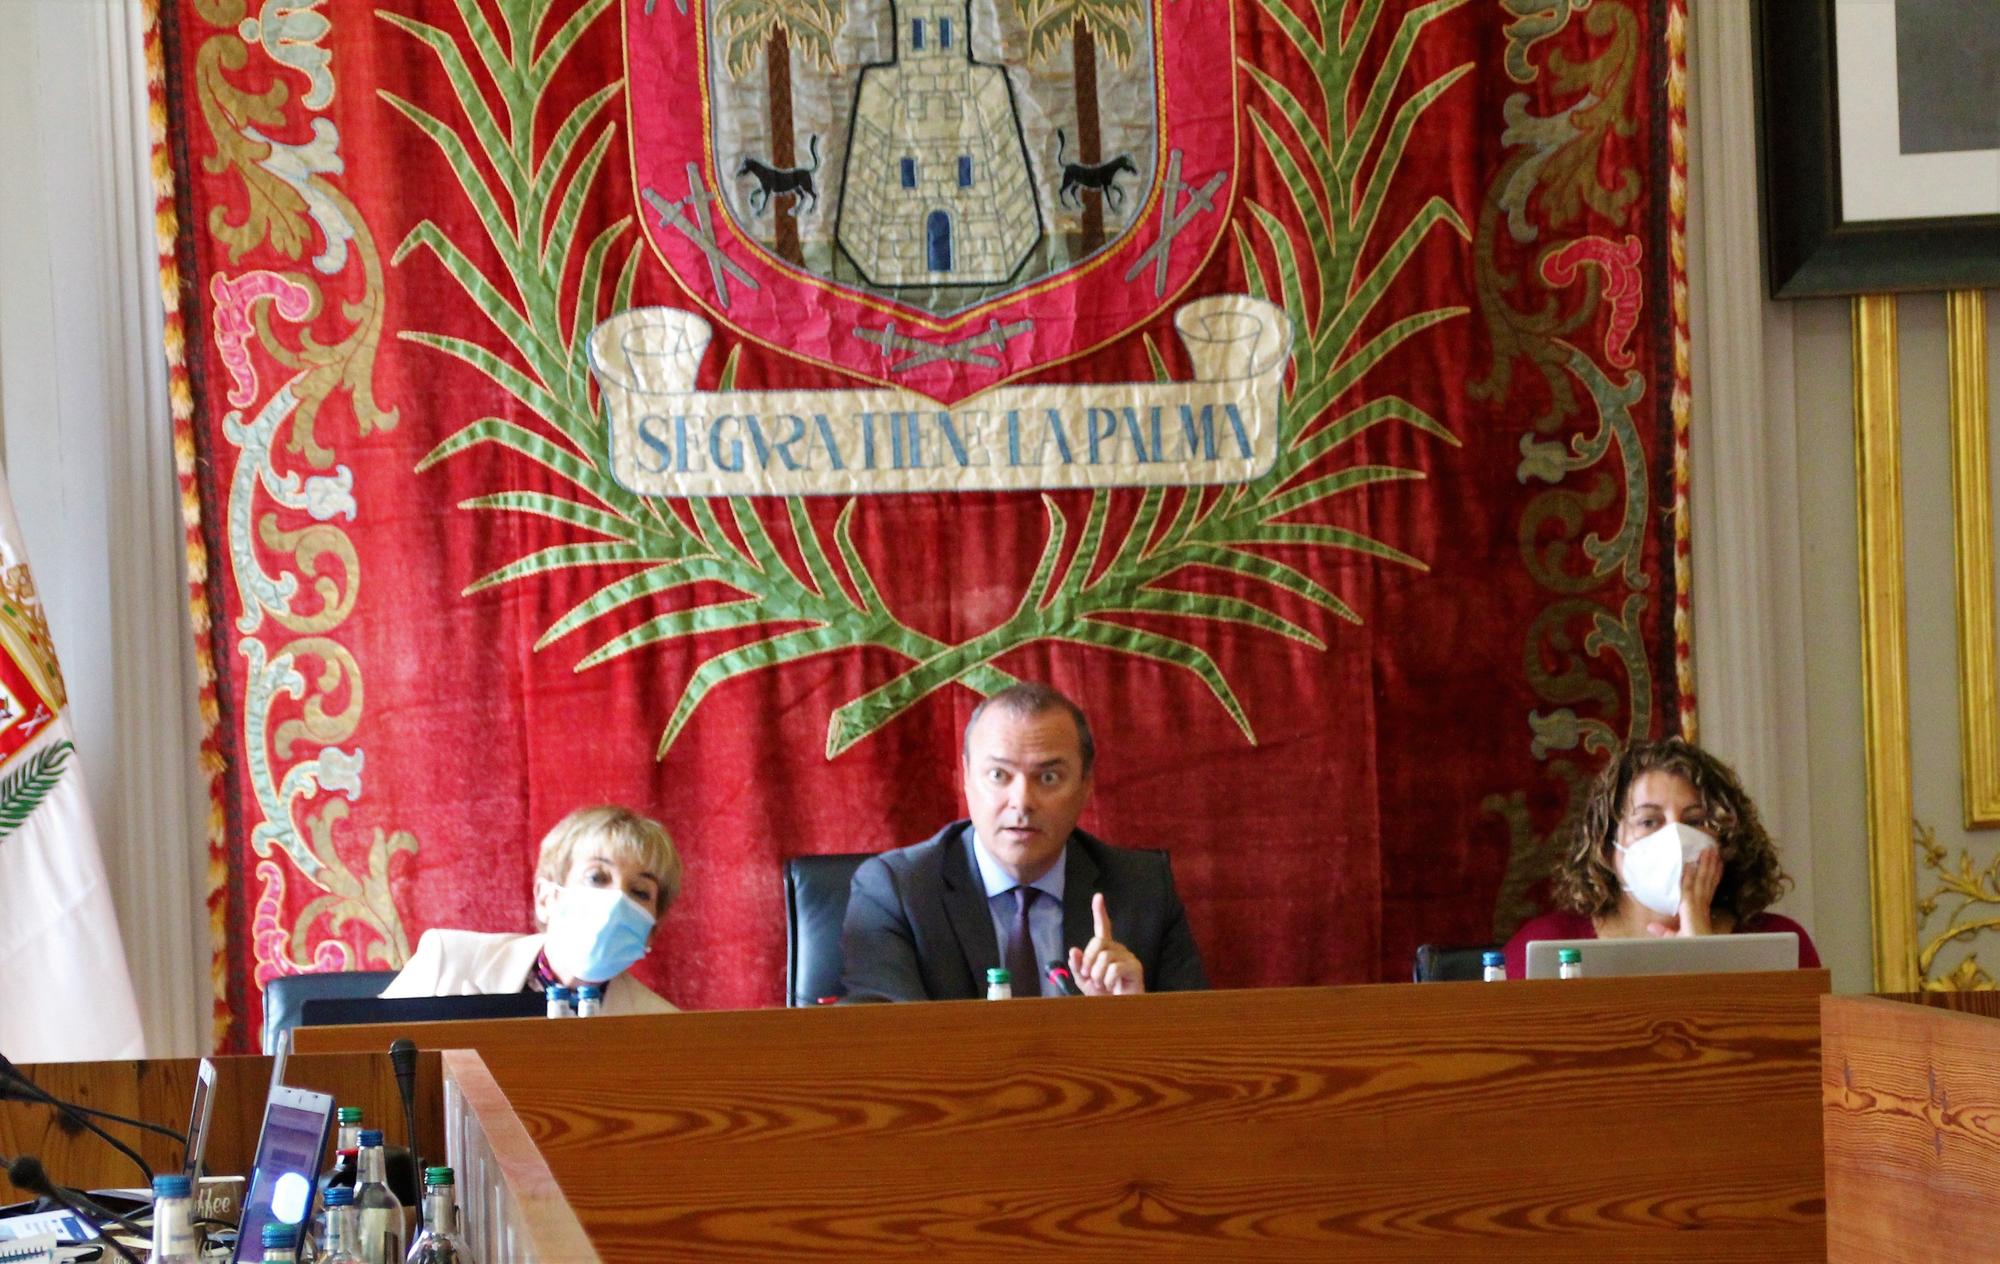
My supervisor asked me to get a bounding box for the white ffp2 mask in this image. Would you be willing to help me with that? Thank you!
[1614,822,1717,916]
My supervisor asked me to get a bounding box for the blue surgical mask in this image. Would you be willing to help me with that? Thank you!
[544,884,656,983]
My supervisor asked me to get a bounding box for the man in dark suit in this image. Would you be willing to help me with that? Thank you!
[840,682,1207,1000]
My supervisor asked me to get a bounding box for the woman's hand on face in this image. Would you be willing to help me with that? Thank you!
[1646,846,1722,938]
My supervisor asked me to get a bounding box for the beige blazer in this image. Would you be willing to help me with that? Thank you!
[379,929,677,1015]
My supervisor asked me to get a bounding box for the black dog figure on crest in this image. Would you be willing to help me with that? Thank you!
[736,135,821,216]
[1054,129,1138,212]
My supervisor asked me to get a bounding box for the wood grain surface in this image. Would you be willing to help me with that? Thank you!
[0,1052,442,1203]
[443,1050,601,1262]
[1824,993,2000,1262]
[302,973,1827,1262]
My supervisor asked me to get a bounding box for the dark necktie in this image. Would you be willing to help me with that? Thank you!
[1006,886,1040,997]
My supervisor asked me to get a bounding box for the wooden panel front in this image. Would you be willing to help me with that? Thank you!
[0,1053,442,1202]
[443,1051,600,1263]
[304,973,1826,1262]
[1824,993,2000,1262]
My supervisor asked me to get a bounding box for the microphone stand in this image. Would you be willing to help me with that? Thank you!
[388,1039,424,1236]
[5,1155,144,1264]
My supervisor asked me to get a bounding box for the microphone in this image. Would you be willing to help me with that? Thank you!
[1046,961,1086,997]
[0,1077,186,1147]
[7,1155,144,1264]
[388,1038,424,1234]
[0,1055,153,1183]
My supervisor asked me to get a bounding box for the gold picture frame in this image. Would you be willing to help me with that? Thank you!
[1949,292,1999,828]
[1853,294,1919,991]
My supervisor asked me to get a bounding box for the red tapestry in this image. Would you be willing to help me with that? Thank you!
[151,0,1689,1046]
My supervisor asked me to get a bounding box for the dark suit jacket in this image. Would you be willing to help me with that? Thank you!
[839,820,1208,1001]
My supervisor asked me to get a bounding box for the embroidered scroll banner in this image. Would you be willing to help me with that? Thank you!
[591,297,1289,495]
[153,0,1689,1045]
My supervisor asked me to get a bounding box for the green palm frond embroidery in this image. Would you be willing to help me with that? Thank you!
[0,739,73,840]
[397,0,1468,760]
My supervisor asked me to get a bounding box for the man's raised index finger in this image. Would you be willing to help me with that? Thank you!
[1093,891,1113,941]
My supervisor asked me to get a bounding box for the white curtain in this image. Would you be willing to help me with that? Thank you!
[0,0,210,1058]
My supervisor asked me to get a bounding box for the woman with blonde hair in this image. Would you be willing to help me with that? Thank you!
[1503,738,1820,979]
[381,805,682,1014]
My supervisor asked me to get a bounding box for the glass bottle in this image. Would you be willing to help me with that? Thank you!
[1558,947,1583,980]
[262,1219,301,1264]
[336,1106,364,1153]
[149,1173,200,1264]
[319,1185,364,1264]
[1480,950,1506,982]
[545,985,575,1018]
[985,967,1012,1000]
[576,984,604,1017]
[404,1166,462,1264]
[352,1128,407,1264]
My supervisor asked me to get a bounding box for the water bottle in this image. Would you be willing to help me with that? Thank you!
[319,1185,364,1264]
[336,1106,364,1153]
[985,967,1012,1000]
[1480,950,1506,982]
[404,1167,463,1264]
[353,1128,407,1264]
[262,1219,301,1264]
[546,985,575,1018]
[149,1173,200,1264]
[1558,947,1583,980]
[576,984,604,1017]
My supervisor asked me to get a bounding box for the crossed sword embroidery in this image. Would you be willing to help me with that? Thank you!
[1125,149,1225,298]
[642,168,756,310]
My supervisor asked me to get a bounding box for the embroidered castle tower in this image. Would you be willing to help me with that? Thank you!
[835,0,1043,286]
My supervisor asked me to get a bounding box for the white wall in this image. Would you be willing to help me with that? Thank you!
[0,0,211,1056]
[1688,6,2000,993]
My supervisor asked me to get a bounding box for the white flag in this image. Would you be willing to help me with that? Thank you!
[0,478,144,1061]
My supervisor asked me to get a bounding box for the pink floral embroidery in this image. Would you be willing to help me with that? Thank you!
[251,858,354,987]
[210,272,314,408]
[1539,234,1643,370]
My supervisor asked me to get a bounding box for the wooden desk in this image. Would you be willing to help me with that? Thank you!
[0,1053,442,1202]
[1823,992,2000,1262]
[302,973,1828,1262]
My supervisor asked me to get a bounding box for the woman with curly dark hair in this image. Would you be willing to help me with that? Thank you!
[1501,737,1820,979]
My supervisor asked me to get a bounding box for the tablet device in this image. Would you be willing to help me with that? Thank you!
[1523,932,1799,979]
[232,1084,335,1264]
[183,1057,217,1181]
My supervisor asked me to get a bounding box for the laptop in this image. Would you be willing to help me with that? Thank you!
[1522,932,1800,980]
[297,991,546,1031]
[231,1084,335,1264]
[183,1057,217,1182]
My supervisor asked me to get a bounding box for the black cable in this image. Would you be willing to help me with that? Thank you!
[0,1078,184,1148]
[0,1057,153,1183]
[5,1156,143,1264]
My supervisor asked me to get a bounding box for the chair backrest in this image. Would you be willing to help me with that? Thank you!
[1412,943,1498,983]
[784,853,873,1007]
[262,970,399,1054]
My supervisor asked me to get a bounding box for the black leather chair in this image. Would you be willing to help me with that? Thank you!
[1411,943,1498,983]
[784,853,873,1007]
[262,969,398,1053]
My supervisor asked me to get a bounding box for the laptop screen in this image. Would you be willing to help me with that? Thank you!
[232,1086,334,1263]
[182,1058,216,1181]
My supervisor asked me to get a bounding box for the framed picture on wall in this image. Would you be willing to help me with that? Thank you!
[1754,0,2000,298]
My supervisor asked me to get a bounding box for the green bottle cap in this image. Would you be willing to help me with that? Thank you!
[337,1107,363,1124]
[986,968,1011,985]
[424,1166,455,1187]
[1558,948,1582,964]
